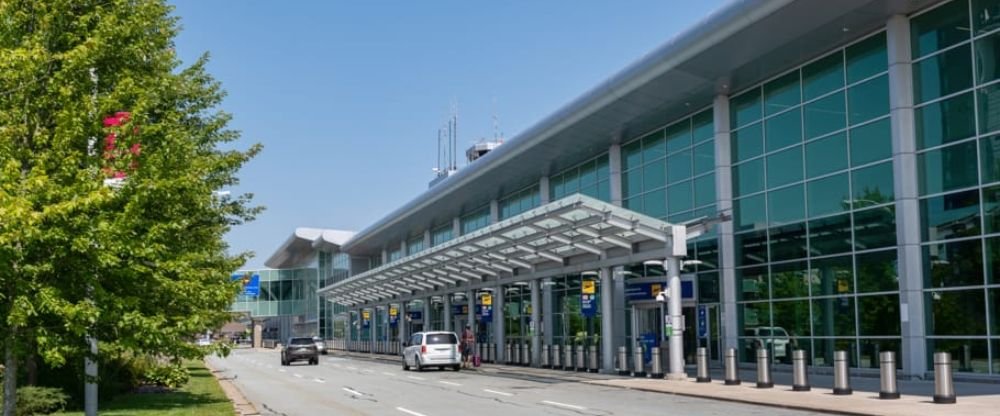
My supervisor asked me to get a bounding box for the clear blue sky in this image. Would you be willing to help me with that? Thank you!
[169,0,727,269]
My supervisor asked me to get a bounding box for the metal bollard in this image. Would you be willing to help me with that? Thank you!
[553,344,561,369]
[756,348,773,388]
[650,346,664,379]
[961,344,972,371]
[564,344,574,371]
[696,347,711,383]
[512,342,520,365]
[792,350,809,391]
[879,351,899,399]
[573,345,583,372]
[588,345,599,373]
[633,344,645,377]
[618,346,630,376]
[541,344,550,368]
[933,352,956,404]
[522,342,530,366]
[833,350,852,395]
[488,343,495,363]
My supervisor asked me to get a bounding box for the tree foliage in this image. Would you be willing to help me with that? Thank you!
[0,0,260,412]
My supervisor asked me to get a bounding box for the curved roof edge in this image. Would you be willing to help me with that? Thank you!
[340,0,786,253]
[264,227,356,269]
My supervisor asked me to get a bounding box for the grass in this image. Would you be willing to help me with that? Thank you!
[54,360,232,416]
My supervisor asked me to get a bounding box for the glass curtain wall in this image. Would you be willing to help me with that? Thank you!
[911,0,1000,374]
[550,154,611,202]
[230,268,317,322]
[729,30,899,366]
[499,185,541,221]
[504,284,528,350]
[407,235,424,256]
[546,274,601,348]
[431,223,453,247]
[460,206,490,235]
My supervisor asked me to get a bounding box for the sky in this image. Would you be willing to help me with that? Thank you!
[169,0,728,269]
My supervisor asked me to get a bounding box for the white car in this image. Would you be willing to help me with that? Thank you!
[313,336,327,355]
[402,331,460,372]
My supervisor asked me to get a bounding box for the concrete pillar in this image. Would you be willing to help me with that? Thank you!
[666,256,686,380]
[467,289,475,339]
[600,266,615,372]
[713,94,739,353]
[253,319,263,349]
[399,302,408,345]
[424,298,432,331]
[489,200,499,224]
[608,144,623,207]
[444,293,452,333]
[612,266,627,355]
[530,279,541,366]
[539,176,551,204]
[887,14,926,377]
[423,230,432,250]
[453,217,461,238]
[381,249,388,265]
[495,285,506,362]
[400,240,407,258]
[542,278,554,347]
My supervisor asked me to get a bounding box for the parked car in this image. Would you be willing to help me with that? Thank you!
[281,337,319,366]
[744,326,791,362]
[313,336,327,355]
[402,331,460,372]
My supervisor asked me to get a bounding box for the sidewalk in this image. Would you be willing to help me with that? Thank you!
[331,349,1000,416]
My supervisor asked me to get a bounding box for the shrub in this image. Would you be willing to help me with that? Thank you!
[14,386,69,416]
[140,363,189,389]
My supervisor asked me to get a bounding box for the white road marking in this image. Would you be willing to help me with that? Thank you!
[407,375,426,381]
[396,407,429,416]
[342,387,365,396]
[278,369,287,373]
[346,366,358,370]
[438,380,461,386]
[542,400,586,411]
[382,372,396,377]
[483,389,512,396]
[314,378,326,383]
[293,374,303,378]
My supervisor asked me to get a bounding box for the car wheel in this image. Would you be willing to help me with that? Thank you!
[402,356,410,371]
[453,364,461,371]
[415,357,424,372]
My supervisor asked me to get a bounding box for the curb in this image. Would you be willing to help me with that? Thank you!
[204,358,261,416]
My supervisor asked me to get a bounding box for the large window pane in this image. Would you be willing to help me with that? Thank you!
[813,338,856,367]
[697,272,720,303]
[848,75,889,125]
[974,0,1000,35]
[910,0,971,58]
[665,121,691,154]
[693,174,716,208]
[737,267,769,301]
[765,71,801,116]
[857,249,899,293]
[693,141,715,175]
[806,133,848,178]
[734,158,765,197]
[914,44,973,104]
[854,206,897,250]
[767,146,803,188]
[978,83,1000,135]
[926,339,989,373]
[846,32,888,84]
[804,92,846,139]
[735,194,766,232]
[773,300,811,340]
[852,161,895,207]
[982,184,1000,233]
[642,159,666,190]
[975,30,1000,84]
[667,150,692,184]
[692,110,714,143]
[924,239,984,288]
[766,108,802,152]
[769,185,806,226]
[926,289,987,336]
[980,134,1000,184]
[772,261,809,298]
[808,213,853,256]
[811,255,853,297]
[731,88,762,129]
[735,230,768,266]
[850,118,893,166]
[858,294,901,336]
[624,169,642,198]
[990,288,1000,335]
[920,189,982,241]
[732,123,764,162]
[802,52,844,101]
[642,188,667,219]
[919,141,979,196]
[915,92,976,149]
[642,130,666,162]
[623,140,642,171]
[769,222,808,261]
[807,173,850,217]
[813,297,857,337]
[667,181,693,214]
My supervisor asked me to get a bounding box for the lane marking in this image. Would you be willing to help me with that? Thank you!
[346,366,357,370]
[396,407,428,416]
[407,375,426,381]
[314,378,326,383]
[542,400,586,411]
[278,369,287,373]
[382,372,396,377]
[342,387,365,396]
[483,389,512,396]
[293,374,303,378]
[438,381,461,386]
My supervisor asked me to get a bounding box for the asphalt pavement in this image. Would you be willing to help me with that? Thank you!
[208,349,827,416]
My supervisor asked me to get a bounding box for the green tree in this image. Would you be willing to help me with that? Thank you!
[0,1,261,413]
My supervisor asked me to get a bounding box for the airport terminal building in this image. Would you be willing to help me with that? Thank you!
[261,0,1000,379]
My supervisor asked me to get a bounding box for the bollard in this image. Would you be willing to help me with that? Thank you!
[633,344,646,377]
[879,351,899,399]
[588,345,599,373]
[506,343,513,365]
[650,346,664,379]
[756,348,773,388]
[513,342,521,365]
[618,346,630,376]
[522,342,530,366]
[552,344,561,369]
[833,350,852,395]
[488,343,495,363]
[541,344,550,368]
[696,347,711,383]
[573,345,583,372]
[961,344,972,372]
[564,344,574,371]
[933,352,956,404]
[792,350,809,391]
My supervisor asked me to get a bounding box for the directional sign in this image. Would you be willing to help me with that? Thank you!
[581,293,597,317]
[582,280,596,295]
[697,305,708,339]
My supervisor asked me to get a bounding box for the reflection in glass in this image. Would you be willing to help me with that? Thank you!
[856,249,899,293]
[913,44,973,104]
[926,289,987,336]
[802,52,844,101]
[772,261,809,298]
[915,92,976,149]
[846,32,887,84]
[920,189,981,241]
[918,140,979,196]
[853,206,897,250]
[926,339,989,374]
[769,222,808,261]
[804,92,847,139]
[806,133,848,178]
[813,297,856,337]
[910,0,969,59]
[923,239,984,288]
[858,294,901,336]
[810,255,853,297]
[735,230,768,266]
[850,118,892,166]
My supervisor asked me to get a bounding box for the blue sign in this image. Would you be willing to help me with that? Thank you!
[640,332,657,363]
[697,305,708,338]
[231,273,260,297]
[480,305,492,322]
[389,308,399,327]
[580,293,597,317]
[625,280,694,302]
[407,311,422,321]
[452,304,471,316]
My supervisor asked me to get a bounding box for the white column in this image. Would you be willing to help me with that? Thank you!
[495,285,505,362]
[467,289,475,339]
[423,298,432,331]
[423,230,432,250]
[887,14,926,377]
[399,302,408,345]
[443,293,452,333]
[713,94,739,353]
[600,266,615,372]
[530,279,541,366]
[539,176,551,204]
[542,278,554,347]
[666,255,686,380]
[489,200,499,224]
[452,217,461,238]
[608,144,623,207]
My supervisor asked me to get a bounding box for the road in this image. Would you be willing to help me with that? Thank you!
[208,349,827,416]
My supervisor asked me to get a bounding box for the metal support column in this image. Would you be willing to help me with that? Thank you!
[467,289,475,342]
[666,255,685,380]
[443,293,452,333]
[495,285,505,363]
[424,298,432,332]
[713,94,738,354]
[530,279,541,367]
[600,266,614,372]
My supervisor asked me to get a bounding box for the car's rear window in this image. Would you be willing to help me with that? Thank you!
[290,337,314,345]
[426,334,457,345]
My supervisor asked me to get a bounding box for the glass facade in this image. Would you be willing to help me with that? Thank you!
[499,185,541,221]
[460,206,490,235]
[622,109,716,224]
[730,31,901,366]
[550,153,611,201]
[912,0,1000,374]
[431,223,453,247]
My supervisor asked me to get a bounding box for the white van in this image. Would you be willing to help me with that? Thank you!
[402,331,461,371]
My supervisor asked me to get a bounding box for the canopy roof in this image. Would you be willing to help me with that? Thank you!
[264,228,356,269]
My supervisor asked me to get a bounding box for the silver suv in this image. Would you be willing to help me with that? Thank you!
[402,331,460,372]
